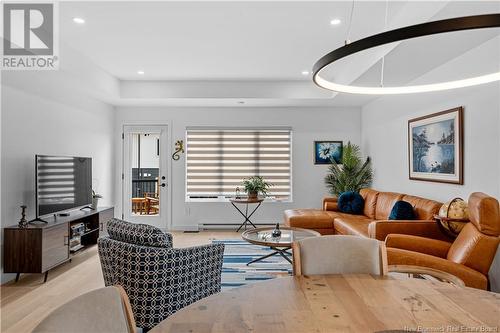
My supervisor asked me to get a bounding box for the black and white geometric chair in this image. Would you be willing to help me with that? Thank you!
[97,218,225,331]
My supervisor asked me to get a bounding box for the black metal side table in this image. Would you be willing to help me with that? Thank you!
[230,198,264,232]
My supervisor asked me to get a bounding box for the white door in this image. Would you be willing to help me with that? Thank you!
[122,125,169,229]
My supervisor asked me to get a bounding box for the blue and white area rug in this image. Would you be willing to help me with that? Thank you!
[212,239,292,290]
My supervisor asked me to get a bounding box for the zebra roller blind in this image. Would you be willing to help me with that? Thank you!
[186,128,292,200]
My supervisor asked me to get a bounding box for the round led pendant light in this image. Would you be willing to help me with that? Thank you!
[313,14,500,95]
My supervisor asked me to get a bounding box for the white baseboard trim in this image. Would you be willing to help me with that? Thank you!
[169,225,200,232]
[170,219,279,231]
[199,221,276,230]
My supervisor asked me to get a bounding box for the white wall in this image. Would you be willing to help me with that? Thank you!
[361,36,500,201]
[361,83,500,201]
[0,84,115,284]
[115,107,361,230]
[361,37,500,291]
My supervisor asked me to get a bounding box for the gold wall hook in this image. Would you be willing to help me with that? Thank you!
[172,140,184,160]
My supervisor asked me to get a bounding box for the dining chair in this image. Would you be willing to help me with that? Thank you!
[292,235,388,276]
[143,193,159,215]
[32,285,136,333]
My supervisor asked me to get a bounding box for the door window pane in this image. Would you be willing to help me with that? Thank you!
[131,133,160,215]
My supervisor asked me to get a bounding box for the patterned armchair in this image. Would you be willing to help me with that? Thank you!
[98,218,225,331]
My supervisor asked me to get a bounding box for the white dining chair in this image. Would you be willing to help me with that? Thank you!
[292,235,388,276]
[32,285,136,333]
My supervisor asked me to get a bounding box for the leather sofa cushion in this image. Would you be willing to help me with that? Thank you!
[304,228,335,235]
[360,188,379,219]
[468,192,500,236]
[334,214,374,237]
[375,192,404,220]
[447,223,500,275]
[402,194,441,220]
[284,209,335,229]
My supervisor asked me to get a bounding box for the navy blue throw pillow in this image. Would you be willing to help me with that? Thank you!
[337,191,364,214]
[388,201,416,220]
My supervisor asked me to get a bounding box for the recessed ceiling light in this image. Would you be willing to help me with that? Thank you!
[73,17,85,24]
[330,18,341,26]
[301,71,310,76]
[137,70,145,75]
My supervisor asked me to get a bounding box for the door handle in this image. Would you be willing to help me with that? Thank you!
[64,235,69,246]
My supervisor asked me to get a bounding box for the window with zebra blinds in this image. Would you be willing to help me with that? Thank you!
[185,128,292,202]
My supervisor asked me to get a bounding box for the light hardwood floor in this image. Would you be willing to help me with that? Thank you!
[0,230,240,333]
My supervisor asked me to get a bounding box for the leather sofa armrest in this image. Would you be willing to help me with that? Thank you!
[368,220,449,242]
[387,248,488,289]
[323,197,338,211]
[385,234,452,258]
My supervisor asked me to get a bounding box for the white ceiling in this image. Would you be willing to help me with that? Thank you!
[61,1,409,80]
[38,1,500,107]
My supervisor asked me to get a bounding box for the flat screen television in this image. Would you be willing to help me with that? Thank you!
[36,155,92,217]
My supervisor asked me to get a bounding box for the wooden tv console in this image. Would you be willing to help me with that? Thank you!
[3,206,114,283]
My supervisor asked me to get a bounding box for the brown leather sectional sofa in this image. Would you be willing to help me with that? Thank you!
[284,188,448,241]
[285,188,500,289]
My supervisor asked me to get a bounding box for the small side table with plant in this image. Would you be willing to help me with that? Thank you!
[231,176,273,232]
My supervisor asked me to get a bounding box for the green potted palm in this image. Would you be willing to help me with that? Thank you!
[242,176,272,200]
[324,142,373,196]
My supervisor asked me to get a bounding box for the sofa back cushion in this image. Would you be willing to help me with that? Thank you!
[447,223,500,275]
[468,192,500,236]
[375,192,404,220]
[401,195,441,220]
[360,188,379,219]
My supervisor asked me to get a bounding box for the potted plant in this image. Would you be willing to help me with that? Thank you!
[92,190,103,209]
[324,142,373,196]
[242,176,272,200]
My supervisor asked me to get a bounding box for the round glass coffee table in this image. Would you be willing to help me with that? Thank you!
[241,227,320,266]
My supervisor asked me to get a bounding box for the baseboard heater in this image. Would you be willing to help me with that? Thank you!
[198,222,275,230]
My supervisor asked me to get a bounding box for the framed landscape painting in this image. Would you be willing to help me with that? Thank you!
[314,141,343,165]
[408,107,463,184]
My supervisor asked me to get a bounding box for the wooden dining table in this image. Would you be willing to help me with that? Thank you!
[150,274,500,333]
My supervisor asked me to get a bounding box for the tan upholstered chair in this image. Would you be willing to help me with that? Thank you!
[292,235,388,276]
[32,286,136,333]
[386,192,500,290]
